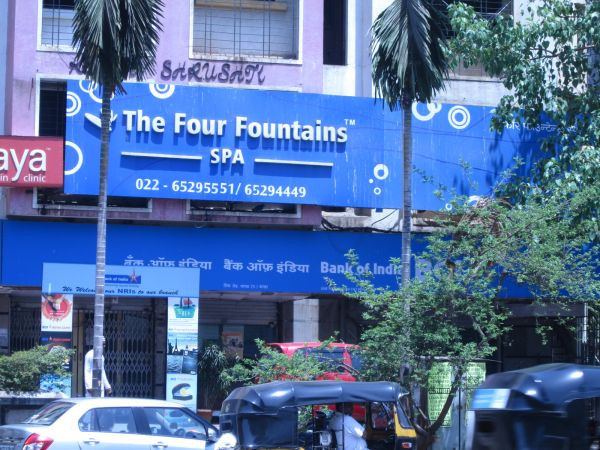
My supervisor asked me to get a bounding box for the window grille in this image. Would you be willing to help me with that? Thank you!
[41,0,75,48]
[193,0,299,59]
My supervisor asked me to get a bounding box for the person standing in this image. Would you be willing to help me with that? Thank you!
[328,403,369,450]
[84,337,112,397]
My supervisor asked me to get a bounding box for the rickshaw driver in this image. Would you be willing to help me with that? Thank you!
[328,403,369,450]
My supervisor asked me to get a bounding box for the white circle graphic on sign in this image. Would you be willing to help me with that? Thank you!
[66,92,81,116]
[412,102,442,121]
[373,163,389,180]
[79,80,114,104]
[149,83,175,99]
[448,105,471,130]
[64,141,84,176]
[374,187,382,195]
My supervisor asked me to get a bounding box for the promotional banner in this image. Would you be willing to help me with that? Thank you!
[222,325,244,359]
[42,264,200,297]
[39,293,73,396]
[166,297,199,409]
[64,81,399,208]
[0,136,64,187]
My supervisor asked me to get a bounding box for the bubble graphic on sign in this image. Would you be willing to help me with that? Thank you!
[64,141,84,176]
[369,164,390,196]
[374,164,389,180]
[66,92,81,117]
[79,80,114,104]
[149,83,175,99]
[412,102,442,122]
[448,106,471,130]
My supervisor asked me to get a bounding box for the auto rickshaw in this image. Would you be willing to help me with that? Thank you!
[468,363,600,449]
[219,380,417,449]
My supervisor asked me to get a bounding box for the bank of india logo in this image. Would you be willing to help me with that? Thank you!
[42,294,72,322]
[369,163,390,196]
[448,105,471,130]
[149,83,175,99]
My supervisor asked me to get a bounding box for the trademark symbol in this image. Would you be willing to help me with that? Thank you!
[344,119,356,126]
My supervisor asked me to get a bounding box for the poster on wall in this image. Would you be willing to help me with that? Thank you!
[40,294,73,397]
[166,297,199,408]
[222,325,244,359]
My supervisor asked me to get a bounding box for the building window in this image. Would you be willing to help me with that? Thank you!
[39,80,67,137]
[323,0,346,65]
[192,0,299,60]
[445,0,512,78]
[189,200,298,215]
[40,0,75,48]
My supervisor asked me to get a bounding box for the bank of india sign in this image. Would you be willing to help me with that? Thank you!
[64,81,399,208]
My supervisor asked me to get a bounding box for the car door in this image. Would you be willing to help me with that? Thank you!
[77,407,151,449]
[138,406,213,450]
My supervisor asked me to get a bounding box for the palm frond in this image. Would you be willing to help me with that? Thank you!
[72,0,164,93]
[371,0,449,108]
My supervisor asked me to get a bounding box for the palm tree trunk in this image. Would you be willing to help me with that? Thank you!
[401,97,412,286]
[92,83,112,397]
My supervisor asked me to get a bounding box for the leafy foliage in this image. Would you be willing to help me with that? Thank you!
[72,0,164,92]
[336,184,600,441]
[221,339,332,387]
[197,345,236,410]
[0,346,73,394]
[448,0,600,221]
[371,0,450,106]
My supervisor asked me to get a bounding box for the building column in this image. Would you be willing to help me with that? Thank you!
[292,298,319,342]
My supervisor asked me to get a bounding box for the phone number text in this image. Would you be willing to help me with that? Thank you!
[135,178,307,198]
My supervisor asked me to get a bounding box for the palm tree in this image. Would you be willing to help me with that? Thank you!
[370,0,449,285]
[72,0,164,397]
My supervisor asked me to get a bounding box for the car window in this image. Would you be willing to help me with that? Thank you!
[24,402,74,425]
[142,407,208,440]
[78,408,137,434]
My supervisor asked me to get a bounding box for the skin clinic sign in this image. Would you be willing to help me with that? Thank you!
[0,136,64,187]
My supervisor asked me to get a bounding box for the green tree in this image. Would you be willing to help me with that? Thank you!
[72,0,164,397]
[0,346,73,393]
[370,0,450,284]
[447,0,600,221]
[339,183,600,447]
[221,339,331,387]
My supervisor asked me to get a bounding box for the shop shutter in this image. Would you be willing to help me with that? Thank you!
[199,298,277,325]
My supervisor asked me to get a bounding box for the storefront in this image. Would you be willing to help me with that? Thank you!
[0,219,415,402]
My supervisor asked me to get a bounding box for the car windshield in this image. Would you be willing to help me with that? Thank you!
[303,348,349,371]
[23,402,74,425]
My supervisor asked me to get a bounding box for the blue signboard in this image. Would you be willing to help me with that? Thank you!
[64,81,546,211]
[2,220,418,293]
[406,103,547,211]
[42,263,200,297]
[64,81,396,208]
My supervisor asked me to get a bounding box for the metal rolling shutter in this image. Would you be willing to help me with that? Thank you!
[199,298,277,325]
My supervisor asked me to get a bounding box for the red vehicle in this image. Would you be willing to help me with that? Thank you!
[267,342,361,381]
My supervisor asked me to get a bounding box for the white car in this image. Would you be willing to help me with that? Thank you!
[0,397,236,450]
